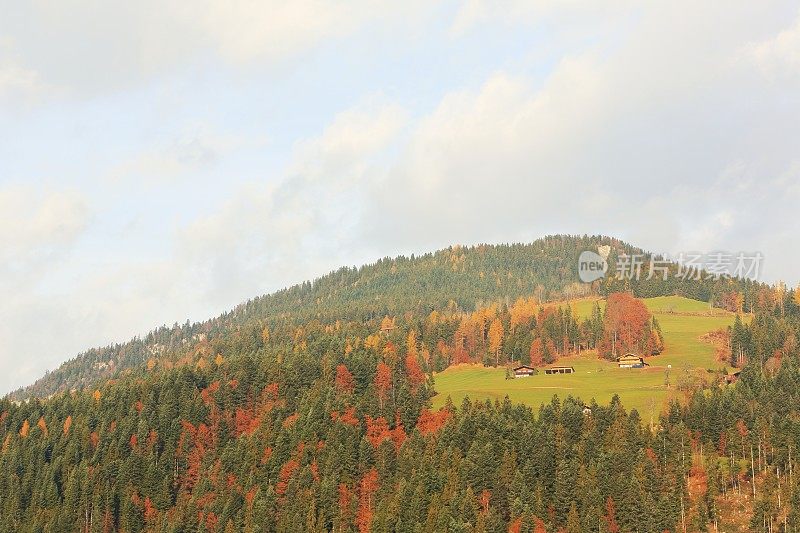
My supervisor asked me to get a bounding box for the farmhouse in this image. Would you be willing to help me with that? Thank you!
[512,365,537,377]
[544,366,575,375]
[617,353,648,368]
[724,371,742,384]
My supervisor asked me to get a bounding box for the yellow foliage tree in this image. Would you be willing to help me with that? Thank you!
[63,415,73,436]
[214,354,224,366]
[488,318,504,365]
[364,334,382,352]
[510,297,538,330]
[406,330,418,360]
[19,420,30,438]
[93,390,101,403]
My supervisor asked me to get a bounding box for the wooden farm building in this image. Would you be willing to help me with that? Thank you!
[512,365,537,377]
[724,371,742,384]
[617,353,648,368]
[544,366,575,375]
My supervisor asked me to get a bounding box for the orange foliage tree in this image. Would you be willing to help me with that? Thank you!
[335,364,355,394]
[598,292,659,359]
[357,468,379,533]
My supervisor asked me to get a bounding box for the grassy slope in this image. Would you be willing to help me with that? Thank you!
[431,296,741,416]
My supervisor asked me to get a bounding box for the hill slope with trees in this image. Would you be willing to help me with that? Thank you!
[9,235,763,402]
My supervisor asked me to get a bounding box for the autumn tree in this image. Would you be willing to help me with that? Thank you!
[335,364,355,394]
[374,362,392,410]
[488,318,504,365]
[357,469,379,533]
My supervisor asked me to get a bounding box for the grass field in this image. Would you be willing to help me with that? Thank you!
[431,295,741,415]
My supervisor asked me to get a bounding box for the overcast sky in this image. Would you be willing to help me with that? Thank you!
[1,1,799,394]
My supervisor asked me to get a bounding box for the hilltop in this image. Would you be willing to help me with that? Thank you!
[9,235,759,401]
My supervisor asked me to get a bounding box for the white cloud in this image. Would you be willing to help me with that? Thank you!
[0,186,89,286]
[111,126,265,184]
[449,0,633,36]
[0,1,434,98]
[289,101,407,185]
[745,11,800,81]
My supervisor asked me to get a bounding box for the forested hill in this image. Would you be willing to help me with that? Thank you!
[9,235,759,401]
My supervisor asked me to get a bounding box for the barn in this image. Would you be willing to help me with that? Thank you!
[544,366,575,375]
[617,353,648,368]
[512,365,537,377]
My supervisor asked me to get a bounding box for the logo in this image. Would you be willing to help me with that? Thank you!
[578,247,609,283]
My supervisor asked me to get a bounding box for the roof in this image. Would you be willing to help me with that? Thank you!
[546,366,575,370]
[513,365,536,371]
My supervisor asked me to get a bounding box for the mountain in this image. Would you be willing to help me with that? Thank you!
[9,235,761,402]
[0,234,793,532]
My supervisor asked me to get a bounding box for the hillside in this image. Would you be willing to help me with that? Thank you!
[9,235,760,402]
[0,237,796,532]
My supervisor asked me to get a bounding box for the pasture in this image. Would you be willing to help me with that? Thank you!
[431,296,741,415]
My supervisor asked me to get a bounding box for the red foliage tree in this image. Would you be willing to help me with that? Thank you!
[357,468,379,533]
[479,489,490,515]
[143,497,157,522]
[276,458,300,496]
[598,292,655,359]
[405,355,425,393]
[604,496,620,533]
[529,338,543,366]
[365,416,391,448]
[416,409,451,435]
[391,413,406,450]
[335,364,355,394]
[332,406,360,427]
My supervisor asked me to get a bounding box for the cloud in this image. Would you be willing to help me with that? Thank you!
[0,186,90,286]
[289,101,407,184]
[745,10,800,82]
[355,2,800,280]
[449,0,633,36]
[0,186,91,392]
[111,126,264,184]
[0,1,433,99]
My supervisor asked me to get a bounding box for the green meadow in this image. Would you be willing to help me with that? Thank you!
[431,295,742,415]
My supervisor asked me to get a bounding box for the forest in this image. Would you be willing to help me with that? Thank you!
[2,236,798,532]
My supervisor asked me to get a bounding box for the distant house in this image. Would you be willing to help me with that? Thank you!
[513,365,537,378]
[617,353,648,368]
[582,405,592,416]
[544,366,575,375]
[724,371,742,384]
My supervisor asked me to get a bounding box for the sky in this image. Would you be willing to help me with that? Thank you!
[1,1,800,394]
